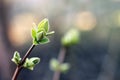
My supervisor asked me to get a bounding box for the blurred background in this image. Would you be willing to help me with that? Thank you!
[0,0,120,80]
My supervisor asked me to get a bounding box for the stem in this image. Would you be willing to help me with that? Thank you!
[53,47,67,80]
[12,44,35,80]
[20,44,35,65]
[11,66,22,80]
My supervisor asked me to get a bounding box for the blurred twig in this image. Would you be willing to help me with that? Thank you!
[53,47,67,80]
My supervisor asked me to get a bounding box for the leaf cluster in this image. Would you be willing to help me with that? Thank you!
[32,18,54,45]
[12,51,40,70]
[50,58,70,73]
[61,29,79,47]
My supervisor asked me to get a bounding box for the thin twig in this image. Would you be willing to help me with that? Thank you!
[20,44,35,66]
[53,47,67,80]
[12,44,35,80]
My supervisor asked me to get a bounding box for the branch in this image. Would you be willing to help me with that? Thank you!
[12,44,35,80]
[53,47,67,80]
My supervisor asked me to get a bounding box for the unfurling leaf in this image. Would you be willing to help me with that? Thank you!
[61,29,80,47]
[50,58,70,73]
[29,57,40,65]
[39,37,50,44]
[38,18,49,32]
[11,51,21,65]
[50,58,60,71]
[60,63,70,73]
[46,31,55,36]
[36,31,44,41]
[23,57,40,70]
[31,18,54,45]
[31,28,36,39]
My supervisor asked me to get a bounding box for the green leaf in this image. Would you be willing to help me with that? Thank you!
[23,57,40,70]
[60,63,70,73]
[61,29,80,47]
[31,28,36,39]
[39,37,50,44]
[23,58,34,70]
[29,57,40,65]
[50,58,60,71]
[11,51,21,65]
[46,31,55,36]
[31,19,54,45]
[37,28,46,33]
[38,18,49,32]
[36,31,44,41]
[28,66,34,70]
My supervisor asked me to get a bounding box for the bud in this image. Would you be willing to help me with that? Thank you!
[50,58,70,73]
[23,57,40,70]
[60,63,70,73]
[31,18,54,45]
[50,58,60,71]
[61,29,80,47]
[36,31,44,41]
[11,51,21,65]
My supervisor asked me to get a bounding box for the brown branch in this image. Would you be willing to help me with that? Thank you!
[20,44,35,66]
[53,47,67,80]
[12,44,35,80]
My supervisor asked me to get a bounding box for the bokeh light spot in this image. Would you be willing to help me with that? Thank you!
[75,11,97,31]
[8,13,38,47]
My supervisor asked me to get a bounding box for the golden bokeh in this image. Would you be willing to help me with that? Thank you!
[8,13,38,47]
[75,11,97,31]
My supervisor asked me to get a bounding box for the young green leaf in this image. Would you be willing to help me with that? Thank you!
[61,29,80,47]
[29,57,40,65]
[60,63,70,73]
[23,58,34,70]
[46,31,55,36]
[39,37,50,44]
[50,58,70,73]
[37,28,46,35]
[36,31,44,41]
[38,18,49,32]
[23,57,40,70]
[11,51,21,65]
[31,28,36,39]
[31,18,54,45]
[50,58,60,71]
